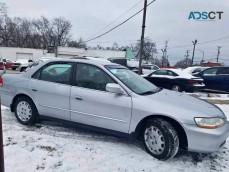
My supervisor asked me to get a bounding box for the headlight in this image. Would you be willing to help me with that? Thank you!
[194,117,225,129]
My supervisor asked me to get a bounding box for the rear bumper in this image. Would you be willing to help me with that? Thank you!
[183,122,229,153]
[0,89,13,108]
[11,64,20,68]
[183,85,205,92]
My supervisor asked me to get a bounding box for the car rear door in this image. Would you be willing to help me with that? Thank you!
[28,62,73,120]
[70,63,132,133]
[201,68,219,90]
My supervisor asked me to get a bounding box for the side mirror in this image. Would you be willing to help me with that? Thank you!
[106,83,125,94]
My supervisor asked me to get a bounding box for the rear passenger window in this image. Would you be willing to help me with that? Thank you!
[153,70,167,75]
[38,63,73,84]
[218,68,229,75]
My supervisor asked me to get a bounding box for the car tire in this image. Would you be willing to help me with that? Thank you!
[20,67,26,72]
[14,97,38,125]
[172,85,182,92]
[142,118,179,160]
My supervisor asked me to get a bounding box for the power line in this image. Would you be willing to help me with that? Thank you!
[87,0,144,40]
[84,0,156,43]
[158,36,229,50]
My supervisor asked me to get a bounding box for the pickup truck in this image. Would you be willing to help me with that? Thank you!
[12,59,34,72]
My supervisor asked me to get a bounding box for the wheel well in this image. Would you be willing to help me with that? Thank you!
[11,94,34,112]
[135,115,188,150]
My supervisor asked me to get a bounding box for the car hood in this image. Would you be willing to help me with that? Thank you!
[132,89,225,124]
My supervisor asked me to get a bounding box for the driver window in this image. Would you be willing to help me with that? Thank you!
[76,63,116,91]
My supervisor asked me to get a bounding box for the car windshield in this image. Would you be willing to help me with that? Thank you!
[106,65,158,95]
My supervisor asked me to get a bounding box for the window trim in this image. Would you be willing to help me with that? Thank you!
[31,61,74,85]
[72,62,117,92]
[202,67,218,76]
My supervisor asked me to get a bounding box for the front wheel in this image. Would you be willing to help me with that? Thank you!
[142,118,179,160]
[15,97,38,125]
[20,67,26,72]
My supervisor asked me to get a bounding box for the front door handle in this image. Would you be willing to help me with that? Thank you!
[75,96,83,101]
[32,88,37,92]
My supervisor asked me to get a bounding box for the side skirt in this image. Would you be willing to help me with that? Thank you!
[39,115,136,142]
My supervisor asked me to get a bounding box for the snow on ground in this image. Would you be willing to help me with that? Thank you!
[1,105,229,172]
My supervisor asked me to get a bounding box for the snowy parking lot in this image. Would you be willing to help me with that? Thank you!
[2,104,229,172]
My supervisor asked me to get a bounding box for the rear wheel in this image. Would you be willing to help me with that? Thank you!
[172,85,182,92]
[142,118,179,160]
[15,97,38,125]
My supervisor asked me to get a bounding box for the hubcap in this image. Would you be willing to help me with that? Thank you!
[172,86,180,92]
[16,101,32,122]
[144,126,165,155]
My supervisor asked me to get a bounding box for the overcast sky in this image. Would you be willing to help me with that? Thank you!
[2,0,229,65]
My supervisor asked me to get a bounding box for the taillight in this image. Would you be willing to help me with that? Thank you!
[0,62,4,70]
[0,77,3,86]
[187,80,197,85]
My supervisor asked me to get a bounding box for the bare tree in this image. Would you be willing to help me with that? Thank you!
[52,17,72,46]
[68,38,87,48]
[133,37,157,63]
[33,16,72,49]
[0,16,18,47]
[175,58,192,68]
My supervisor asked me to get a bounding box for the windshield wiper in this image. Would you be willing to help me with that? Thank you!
[139,87,163,95]
[139,90,155,95]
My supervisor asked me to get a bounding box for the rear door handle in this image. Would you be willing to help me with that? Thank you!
[32,89,37,92]
[75,96,83,101]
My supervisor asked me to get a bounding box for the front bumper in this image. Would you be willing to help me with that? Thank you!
[183,122,229,153]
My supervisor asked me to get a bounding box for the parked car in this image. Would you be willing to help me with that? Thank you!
[193,66,229,93]
[12,59,34,71]
[0,58,6,76]
[1,58,13,69]
[144,69,205,92]
[0,59,228,160]
[183,66,209,75]
[142,64,160,75]
[27,57,57,71]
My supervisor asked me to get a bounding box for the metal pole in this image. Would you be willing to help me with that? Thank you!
[191,40,197,66]
[0,99,4,172]
[138,0,148,74]
[217,46,221,63]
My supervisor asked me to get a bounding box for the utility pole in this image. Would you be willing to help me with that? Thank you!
[0,101,4,172]
[185,50,190,67]
[138,0,148,74]
[217,46,222,63]
[191,39,197,66]
[161,49,166,68]
[164,40,169,66]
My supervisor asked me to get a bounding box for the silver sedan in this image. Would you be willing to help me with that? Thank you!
[0,58,228,160]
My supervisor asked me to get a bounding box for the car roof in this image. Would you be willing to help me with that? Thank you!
[51,58,114,66]
[23,58,119,78]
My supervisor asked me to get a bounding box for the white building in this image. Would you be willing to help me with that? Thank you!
[0,47,129,62]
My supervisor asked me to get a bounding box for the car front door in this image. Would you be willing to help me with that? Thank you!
[70,63,132,133]
[28,62,73,120]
